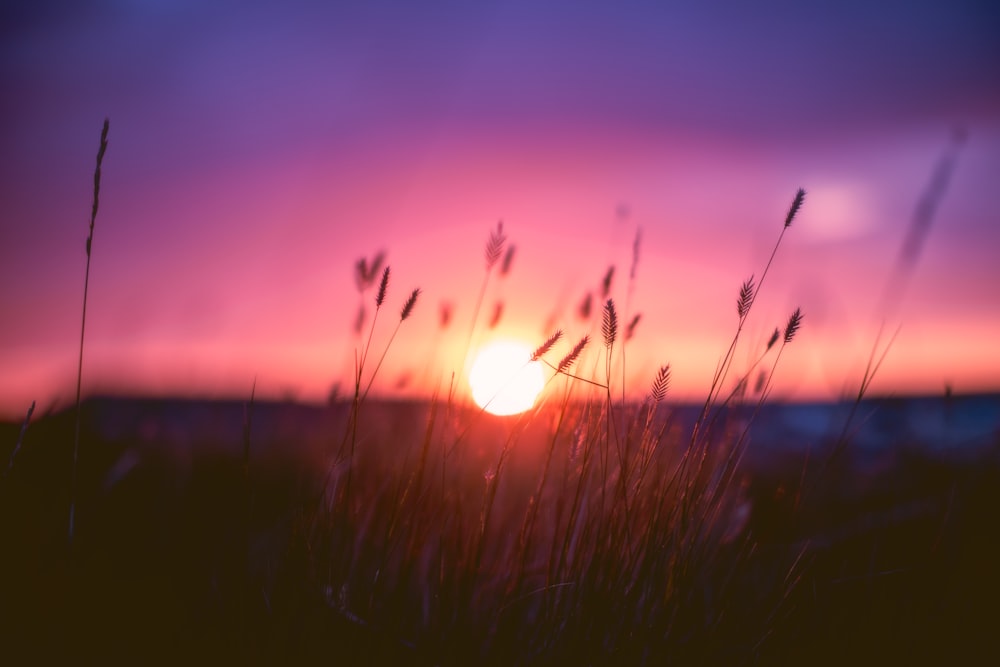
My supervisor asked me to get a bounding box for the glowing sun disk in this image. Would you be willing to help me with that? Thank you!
[469,341,545,416]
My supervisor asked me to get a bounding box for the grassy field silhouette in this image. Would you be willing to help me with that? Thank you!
[2,121,998,665]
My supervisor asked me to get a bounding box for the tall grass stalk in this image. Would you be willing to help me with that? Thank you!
[620,227,642,405]
[459,221,506,386]
[70,118,109,545]
[241,377,256,634]
[343,285,419,513]
[5,401,35,476]
[695,188,805,442]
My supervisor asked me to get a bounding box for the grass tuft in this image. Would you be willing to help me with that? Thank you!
[12,134,985,666]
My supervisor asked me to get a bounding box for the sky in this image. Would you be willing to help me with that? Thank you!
[1,0,999,417]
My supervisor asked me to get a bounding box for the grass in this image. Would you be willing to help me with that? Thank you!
[1,124,998,664]
[70,118,109,546]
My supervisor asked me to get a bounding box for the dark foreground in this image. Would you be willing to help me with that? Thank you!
[1,395,998,664]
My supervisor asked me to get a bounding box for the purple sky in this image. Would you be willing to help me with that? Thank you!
[2,0,999,416]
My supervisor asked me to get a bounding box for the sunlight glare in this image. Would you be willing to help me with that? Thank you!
[469,341,545,416]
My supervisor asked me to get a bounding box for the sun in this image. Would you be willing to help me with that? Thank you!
[469,340,545,416]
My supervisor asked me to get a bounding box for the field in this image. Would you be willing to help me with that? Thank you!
[2,393,998,664]
[3,124,998,664]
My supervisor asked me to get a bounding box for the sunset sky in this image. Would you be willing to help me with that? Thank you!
[2,0,998,417]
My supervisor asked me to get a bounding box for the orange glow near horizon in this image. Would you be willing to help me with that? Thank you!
[4,294,999,421]
[2,5,999,419]
[3,170,1000,421]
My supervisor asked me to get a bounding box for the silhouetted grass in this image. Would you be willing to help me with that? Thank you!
[71,118,109,546]
[2,125,998,666]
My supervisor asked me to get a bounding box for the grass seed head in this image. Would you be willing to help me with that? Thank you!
[375,266,390,307]
[400,288,420,321]
[88,118,109,242]
[601,265,615,298]
[354,250,387,292]
[439,301,452,329]
[557,336,589,374]
[754,369,767,394]
[578,292,593,320]
[630,227,642,281]
[532,330,563,361]
[354,258,368,292]
[737,276,755,319]
[626,313,642,341]
[354,304,366,334]
[485,221,506,269]
[501,245,516,276]
[766,327,780,351]
[785,188,806,228]
[783,307,803,343]
[489,301,503,329]
[602,299,618,348]
[648,364,671,403]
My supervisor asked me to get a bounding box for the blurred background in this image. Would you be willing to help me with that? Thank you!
[2,0,998,416]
